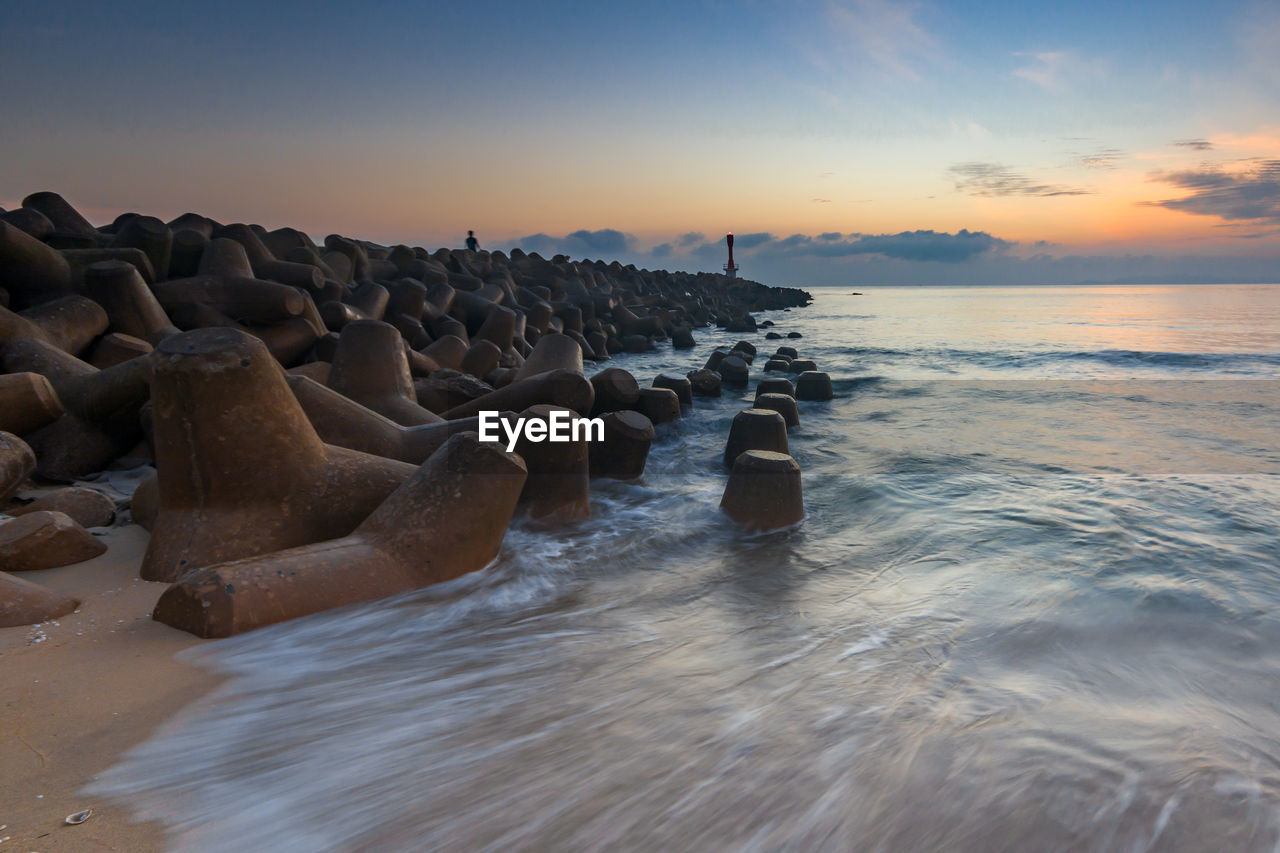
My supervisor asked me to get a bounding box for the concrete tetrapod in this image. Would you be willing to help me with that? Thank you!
[2,338,153,480]
[7,487,117,528]
[1,431,37,503]
[21,192,98,239]
[788,358,818,374]
[686,368,721,398]
[724,409,789,467]
[0,510,107,571]
[89,333,152,368]
[588,410,654,481]
[460,340,502,380]
[413,370,493,414]
[326,320,443,426]
[1,296,109,357]
[153,432,528,638]
[755,377,796,399]
[718,355,750,387]
[130,474,158,532]
[511,405,591,523]
[153,276,305,324]
[0,221,74,307]
[142,328,416,583]
[422,335,468,370]
[287,374,514,465]
[0,373,63,436]
[652,373,693,406]
[0,571,79,628]
[82,260,181,344]
[752,392,800,427]
[635,387,681,424]
[795,371,834,401]
[443,369,594,420]
[763,358,791,373]
[588,367,639,416]
[515,332,583,381]
[0,206,54,241]
[110,215,172,281]
[720,450,804,532]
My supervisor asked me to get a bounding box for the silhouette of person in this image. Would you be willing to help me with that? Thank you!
[465,230,479,252]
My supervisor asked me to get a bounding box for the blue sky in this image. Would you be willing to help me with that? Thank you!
[3,0,1278,284]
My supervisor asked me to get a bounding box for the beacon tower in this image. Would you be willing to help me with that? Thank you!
[724,232,739,279]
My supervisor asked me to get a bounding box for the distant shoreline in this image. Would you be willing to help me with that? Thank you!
[791,281,1280,288]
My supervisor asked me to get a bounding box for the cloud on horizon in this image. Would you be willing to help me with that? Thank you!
[690,228,1013,264]
[1173,139,1215,151]
[510,228,635,258]
[498,224,1280,287]
[1144,160,1280,223]
[948,162,1090,197]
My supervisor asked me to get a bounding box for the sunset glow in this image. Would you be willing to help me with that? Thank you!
[3,0,1278,284]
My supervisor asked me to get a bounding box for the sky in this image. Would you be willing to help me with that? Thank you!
[2,0,1279,285]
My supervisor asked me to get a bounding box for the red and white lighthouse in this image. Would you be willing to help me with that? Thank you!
[723,232,739,279]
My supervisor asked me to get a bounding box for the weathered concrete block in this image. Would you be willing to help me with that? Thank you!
[724,408,788,467]
[1,295,109,357]
[788,358,818,374]
[288,374,512,465]
[3,338,152,480]
[511,405,591,522]
[753,392,800,427]
[20,192,98,238]
[718,355,750,387]
[0,432,37,503]
[686,368,721,397]
[0,510,107,571]
[755,377,795,398]
[460,339,502,380]
[142,328,416,582]
[0,221,74,307]
[653,373,693,406]
[326,320,443,426]
[413,369,493,413]
[89,332,153,369]
[421,334,468,371]
[588,410,653,481]
[515,332,582,380]
[153,432,527,637]
[82,259,181,344]
[0,571,79,628]
[720,450,804,532]
[8,487,116,528]
[154,275,305,324]
[588,367,639,416]
[110,215,172,281]
[636,387,681,424]
[443,369,594,420]
[0,373,63,436]
[795,370,834,401]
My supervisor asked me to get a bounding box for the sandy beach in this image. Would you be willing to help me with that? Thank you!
[0,522,215,851]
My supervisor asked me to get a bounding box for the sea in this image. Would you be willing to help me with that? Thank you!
[93,284,1280,852]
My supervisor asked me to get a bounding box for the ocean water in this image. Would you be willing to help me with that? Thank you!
[94,284,1280,852]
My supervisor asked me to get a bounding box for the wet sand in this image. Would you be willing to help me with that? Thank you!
[0,523,215,851]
